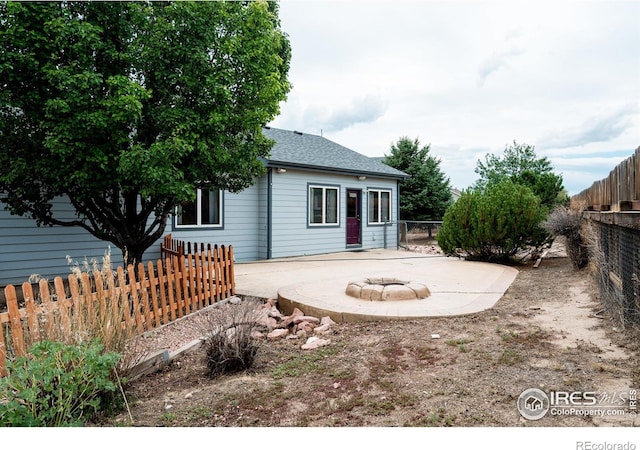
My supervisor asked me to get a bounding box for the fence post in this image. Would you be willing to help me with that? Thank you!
[54,277,70,338]
[229,245,235,295]
[147,261,161,329]
[0,313,6,377]
[23,282,40,343]
[5,285,25,358]
[156,259,169,325]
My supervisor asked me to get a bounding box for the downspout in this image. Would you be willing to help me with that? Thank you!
[395,180,401,250]
[267,168,273,259]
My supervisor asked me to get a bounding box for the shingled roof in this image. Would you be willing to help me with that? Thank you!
[262,127,408,180]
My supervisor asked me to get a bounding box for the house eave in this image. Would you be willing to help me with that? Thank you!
[264,160,409,181]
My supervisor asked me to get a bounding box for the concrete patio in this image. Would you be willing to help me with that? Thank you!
[233,249,519,322]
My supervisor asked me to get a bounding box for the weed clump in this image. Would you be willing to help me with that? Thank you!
[201,299,262,378]
[0,340,121,426]
[542,205,590,269]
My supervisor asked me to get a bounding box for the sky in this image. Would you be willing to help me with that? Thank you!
[268,0,640,195]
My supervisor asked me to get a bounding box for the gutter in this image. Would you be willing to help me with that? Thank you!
[264,160,408,181]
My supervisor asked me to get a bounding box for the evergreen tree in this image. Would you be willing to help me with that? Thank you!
[383,137,452,221]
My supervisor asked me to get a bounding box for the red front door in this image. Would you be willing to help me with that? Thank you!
[346,189,361,245]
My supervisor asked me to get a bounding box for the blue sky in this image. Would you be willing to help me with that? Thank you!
[269,0,640,195]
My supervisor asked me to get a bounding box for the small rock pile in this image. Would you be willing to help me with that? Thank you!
[254,299,335,350]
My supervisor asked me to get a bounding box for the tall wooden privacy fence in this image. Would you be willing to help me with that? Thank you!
[0,244,235,377]
[572,146,640,212]
[572,146,640,328]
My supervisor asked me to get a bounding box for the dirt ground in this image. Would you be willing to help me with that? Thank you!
[104,250,640,428]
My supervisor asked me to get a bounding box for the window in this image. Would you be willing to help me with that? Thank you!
[368,189,391,224]
[175,189,222,228]
[309,185,339,225]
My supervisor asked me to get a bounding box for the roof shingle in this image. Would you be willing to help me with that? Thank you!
[262,127,407,180]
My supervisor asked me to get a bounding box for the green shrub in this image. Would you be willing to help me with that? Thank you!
[0,340,121,426]
[437,181,548,261]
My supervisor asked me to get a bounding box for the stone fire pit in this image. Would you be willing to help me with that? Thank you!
[345,277,430,301]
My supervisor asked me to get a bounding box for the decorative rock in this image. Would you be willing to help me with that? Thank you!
[296,329,308,339]
[267,329,289,340]
[320,316,336,326]
[293,315,320,324]
[228,296,242,305]
[256,315,278,331]
[345,282,366,298]
[296,321,315,334]
[264,298,277,308]
[279,315,297,328]
[291,307,305,317]
[363,284,384,301]
[407,282,431,298]
[301,336,331,350]
[382,284,417,301]
[267,306,283,319]
[345,277,430,301]
[314,323,331,334]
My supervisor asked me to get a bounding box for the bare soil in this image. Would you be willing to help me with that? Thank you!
[103,252,640,428]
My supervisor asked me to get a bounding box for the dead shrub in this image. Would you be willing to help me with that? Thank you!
[201,299,263,378]
[542,205,590,269]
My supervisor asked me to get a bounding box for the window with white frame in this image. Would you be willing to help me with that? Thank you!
[368,189,391,224]
[175,189,222,228]
[309,185,339,225]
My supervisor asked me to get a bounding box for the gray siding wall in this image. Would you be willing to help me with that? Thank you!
[1,171,400,285]
[0,197,130,285]
[269,169,399,259]
[167,180,267,262]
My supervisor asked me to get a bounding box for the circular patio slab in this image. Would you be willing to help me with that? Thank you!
[237,250,521,323]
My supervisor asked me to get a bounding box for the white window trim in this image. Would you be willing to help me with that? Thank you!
[368,189,392,225]
[175,188,223,228]
[308,185,340,226]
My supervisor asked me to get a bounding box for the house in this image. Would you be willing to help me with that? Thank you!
[0,128,408,285]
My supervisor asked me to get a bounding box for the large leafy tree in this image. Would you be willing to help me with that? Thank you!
[474,141,566,209]
[384,137,452,220]
[0,1,291,265]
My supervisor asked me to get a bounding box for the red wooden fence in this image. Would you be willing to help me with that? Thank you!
[0,245,235,377]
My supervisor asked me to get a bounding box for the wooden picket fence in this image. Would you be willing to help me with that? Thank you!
[0,245,235,377]
[572,147,640,212]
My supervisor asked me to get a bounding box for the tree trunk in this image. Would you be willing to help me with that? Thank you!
[122,244,147,268]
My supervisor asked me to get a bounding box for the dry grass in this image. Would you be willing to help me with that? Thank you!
[22,248,144,375]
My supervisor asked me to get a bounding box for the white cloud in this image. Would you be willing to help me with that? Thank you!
[270,0,640,195]
[539,104,639,149]
[311,94,389,133]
